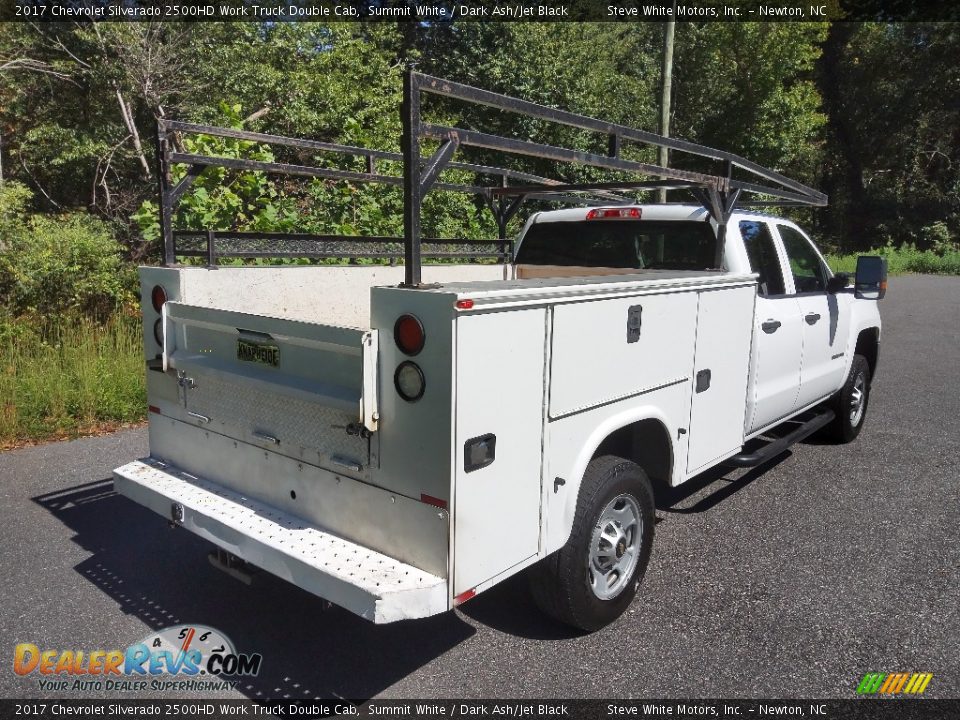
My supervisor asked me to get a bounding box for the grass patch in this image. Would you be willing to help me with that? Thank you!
[825,244,960,275]
[0,315,146,448]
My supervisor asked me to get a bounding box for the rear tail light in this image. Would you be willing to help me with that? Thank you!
[151,285,168,313]
[394,314,425,356]
[586,207,641,220]
[394,361,425,402]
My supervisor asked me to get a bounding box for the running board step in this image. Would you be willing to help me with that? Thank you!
[725,409,835,468]
[113,459,447,623]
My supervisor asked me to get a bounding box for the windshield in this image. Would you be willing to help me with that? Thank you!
[515,219,718,270]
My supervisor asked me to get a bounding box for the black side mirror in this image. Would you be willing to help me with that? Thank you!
[826,273,850,294]
[855,256,888,300]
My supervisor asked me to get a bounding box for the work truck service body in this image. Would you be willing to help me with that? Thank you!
[114,73,884,630]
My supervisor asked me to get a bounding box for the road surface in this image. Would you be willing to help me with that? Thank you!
[1,275,957,700]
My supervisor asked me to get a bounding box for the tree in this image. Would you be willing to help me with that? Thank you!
[820,23,960,251]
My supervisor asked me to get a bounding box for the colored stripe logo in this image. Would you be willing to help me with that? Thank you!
[857,672,933,695]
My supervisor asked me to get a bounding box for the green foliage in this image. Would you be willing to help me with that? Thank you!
[0,314,145,447]
[0,207,136,318]
[3,20,958,256]
[826,241,960,275]
[820,23,960,251]
[0,181,33,240]
[673,22,828,181]
[133,103,287,245]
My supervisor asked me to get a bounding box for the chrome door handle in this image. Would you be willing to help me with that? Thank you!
[761,320,781,334]
[805,313,821,325]
[252,431,280,445]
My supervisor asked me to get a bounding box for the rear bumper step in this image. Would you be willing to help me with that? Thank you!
[725,409,835,468]
[113,459,447,623]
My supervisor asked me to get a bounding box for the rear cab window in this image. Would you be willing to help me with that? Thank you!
[739,220,786,297]
[515,219,718,270]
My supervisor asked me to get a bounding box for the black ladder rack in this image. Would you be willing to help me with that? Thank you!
[156,70,827,282]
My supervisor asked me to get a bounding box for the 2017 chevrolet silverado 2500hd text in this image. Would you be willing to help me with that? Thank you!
[114,72,885,631]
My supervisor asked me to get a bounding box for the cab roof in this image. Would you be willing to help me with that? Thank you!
[530,204,775,224]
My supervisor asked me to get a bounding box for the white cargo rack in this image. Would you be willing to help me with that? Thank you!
[114,459,447,623]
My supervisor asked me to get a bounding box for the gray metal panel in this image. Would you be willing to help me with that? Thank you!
[185,367,369,475]
[114,459,447,623]
[147,417,449,577]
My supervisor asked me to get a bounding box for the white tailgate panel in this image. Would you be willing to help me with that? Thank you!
[686,287,756,473]
[454,309,546,595]
[549,292,699,418]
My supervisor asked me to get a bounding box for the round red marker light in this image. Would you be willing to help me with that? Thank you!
[151,285,168,313]
[394,314,425,356]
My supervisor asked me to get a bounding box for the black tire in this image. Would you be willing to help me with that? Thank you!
[529,455,655,632]
[825,354,871,443]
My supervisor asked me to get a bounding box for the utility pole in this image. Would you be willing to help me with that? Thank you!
[657,8,676,204]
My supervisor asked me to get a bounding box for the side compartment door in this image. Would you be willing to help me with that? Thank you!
[686,286,756,473]
[453,309,546,596]
[775,224,851,409]
[740,220,804,433]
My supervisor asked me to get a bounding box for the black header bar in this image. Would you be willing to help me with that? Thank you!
[6,0,960,23]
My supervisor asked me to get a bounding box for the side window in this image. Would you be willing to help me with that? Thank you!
[778,225,829,294]
[739,220,785,297]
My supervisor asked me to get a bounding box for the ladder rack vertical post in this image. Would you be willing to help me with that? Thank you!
[156,121,175,266]
[402,69,422,286]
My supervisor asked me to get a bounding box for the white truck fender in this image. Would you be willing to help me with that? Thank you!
[842,299,882,381]
[544,404,676,555]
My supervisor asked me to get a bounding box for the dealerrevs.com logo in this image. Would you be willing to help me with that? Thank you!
[13,624,262,693]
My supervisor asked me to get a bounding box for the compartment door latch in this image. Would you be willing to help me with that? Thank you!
[627,305,643,343]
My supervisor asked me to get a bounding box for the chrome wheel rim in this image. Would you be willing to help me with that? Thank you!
[850,371,867,427]
[587,494,642,601]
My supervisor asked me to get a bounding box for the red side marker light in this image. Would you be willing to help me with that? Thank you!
[148,405,161,415]
[455,299,474,310]
[586,207,641,220]
[420,493,448,510]
[454,588,476,606]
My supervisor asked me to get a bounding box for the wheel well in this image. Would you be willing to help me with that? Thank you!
[593,418,673,487]
[855,327,880,380]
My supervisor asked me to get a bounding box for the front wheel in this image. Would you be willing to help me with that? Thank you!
[825,354,871,443]
[529,455,654,632]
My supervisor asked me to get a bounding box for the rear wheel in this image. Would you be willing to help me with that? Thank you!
[825,354,871,443]
[529,455,654,632]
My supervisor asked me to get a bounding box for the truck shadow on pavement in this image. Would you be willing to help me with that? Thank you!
[33,479,475,702]
[32,451,797,662]
[655,453,790,515]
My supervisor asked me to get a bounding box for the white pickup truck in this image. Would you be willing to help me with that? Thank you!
[114,74,886,631]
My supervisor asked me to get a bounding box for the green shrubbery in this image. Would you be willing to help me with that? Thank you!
[826,236,960,276]
[0,315,145,446]
[0,183,137,318]
[0,183,144,447]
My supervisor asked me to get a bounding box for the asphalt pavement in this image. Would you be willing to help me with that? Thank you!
[1,274,957,701]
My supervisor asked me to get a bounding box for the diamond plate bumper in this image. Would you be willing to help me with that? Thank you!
[114,458,447,623]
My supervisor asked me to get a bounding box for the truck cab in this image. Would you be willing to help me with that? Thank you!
[513,204,881,441]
